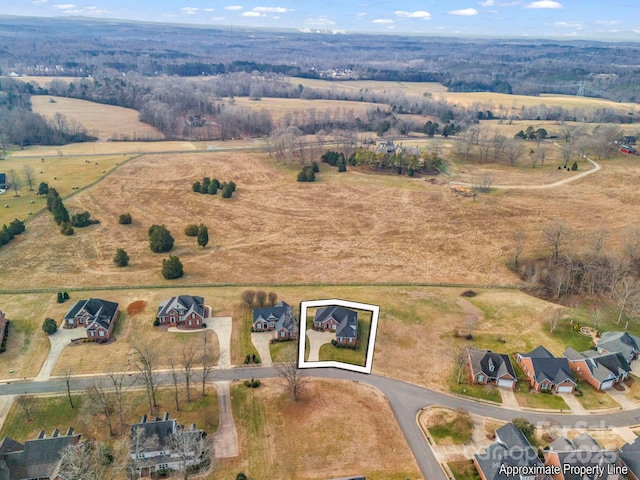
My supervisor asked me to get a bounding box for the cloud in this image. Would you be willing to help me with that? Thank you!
[253,6,289,13]
[525,0,563,8]
[32,0,48,4]
[203,8,215,12]
[242,11,262,17]
[595,20,619,25]
[372,18,394,24]
[211,16,225,20]
[448,8,479,16]
[52,3,76,9]
[357,12,367,17]
[395,10,431,19]
[554,21,583,29]
[299,27,312,33]
[181,7,199,15]
[224,5,243,10]
[479,0,494,5]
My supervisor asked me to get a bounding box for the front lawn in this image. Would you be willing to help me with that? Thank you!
[512,361,568,410]
[448,460,481,480]
[421,408,473,445]
[625,375,640,403]
[575,382,620,410]
[269,340,298,363]
[449,378,502,404]
[317,318,371,367]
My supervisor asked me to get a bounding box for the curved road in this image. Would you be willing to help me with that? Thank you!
[2,367,639,480]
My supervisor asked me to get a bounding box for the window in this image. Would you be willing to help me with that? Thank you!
[281,331,285,338]
[99,331,105,337]
[188,320,192,326]
[541,383,548,390]
[478,375,484,382]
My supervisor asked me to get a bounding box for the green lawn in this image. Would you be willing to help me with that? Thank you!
[232,309,259,365]
[512,362,569,410]
[317,317,371,366]
[575,382,620,410]
[424,409,473,445]
[448,460,481,480]
[549,322,594,352]
[449,382,503,404]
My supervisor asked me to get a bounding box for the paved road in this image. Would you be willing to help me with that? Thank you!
[3,367,640,480]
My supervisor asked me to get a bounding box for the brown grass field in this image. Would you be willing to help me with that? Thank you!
[9,140,200,157]
[2,145,640,290]
[30,96,164,141]
[217,378,421,480]
[0,154,133,226]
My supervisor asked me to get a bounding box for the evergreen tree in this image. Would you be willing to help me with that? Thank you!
[118,213,132,225]
[8,218,25,235]
[53,201,70,225]
[221,185,233,198]
[192,181,201,193]
[197,224,209,248]
[42,318,58,335]
[113,248,129,267]
[184,224,199,236]
[148,224,174,253]
[207,181,218,195]
[162,255,184,279]
[38,182,49,195]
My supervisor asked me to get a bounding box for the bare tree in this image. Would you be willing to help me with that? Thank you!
[255,290,267,307]
[181,345,197,402]
[131,345,158,414]
[591,229,609,258]
[169,355,182,411]
[505,139,524,166]
[16,394,36,421]
[444,342,467,384]
[107,369,131,435]
[200,330,218,397]
[8,169,20,197]
[623,225,640,264]
[472,174,493,193]
[543,220,572,265]
[512,232,525,269]
[491,132,507,161]
[84,381,116,436]
[22,165,36,191]
[59,440,128,480]
[169,426,214,480]
[240,290,256,308]
[543,307,562,333]
[277,352,307,400]
[63,367,75,409]
[267,291,278,306]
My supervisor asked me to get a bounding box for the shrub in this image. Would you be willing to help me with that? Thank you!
[184,224,199,236]
[57,292,64,303]
[236,474,247,480]
[221,185,233,198]
[114,248,129,267]
[338,164,346,172]
[331,339,337,346]
[118,213,132,225]
[70,211,97,228]
[63,291,69,300]
[8,219,25,235]
[161,255,183,280]
[149,224,174,253]
[207,182,218,195]
[297,166,315,182]
[311,161,319,173]
[197,224,209,248]
[59,222,74,235]
[37,182,49,195]
[512,418,535,444]
[202,323,207,328]
[461,290,477,297]
[571,161,578,171]
[192,181,202,193]
[153,319,160,327]
[42,317,58,335]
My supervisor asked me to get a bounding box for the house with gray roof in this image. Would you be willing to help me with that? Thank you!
[0,427,81,480]
[595,332,640,363]
[130,413,205,477]
[619,436,640,480]
[157,295,207,330]
[466,349,517,389]
[252,301,297,340]
[544,433,623,480]
[474,422,551,480]
[563,347,631,390]
[313,306,358,346]
[63,298,119,341]
[516,346,576,393]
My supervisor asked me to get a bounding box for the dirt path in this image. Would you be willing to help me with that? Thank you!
[212,381,239,458]
[450,156,600,190]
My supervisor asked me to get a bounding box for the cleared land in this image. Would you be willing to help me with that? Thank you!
[30,95,164,141]
[0,154,133,226]
[217,378,421,480]
[9,140,200,157]
[4,144,640,290]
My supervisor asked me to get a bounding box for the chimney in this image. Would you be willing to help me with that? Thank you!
[52,429,60,438]
[190,423,196,431]
[37,430,46,439]
[163,412,169,421]
[66,427,74,436]
[141,414,147,424]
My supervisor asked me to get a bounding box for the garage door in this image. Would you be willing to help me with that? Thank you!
[557,386,573,393]
[601,380,614,390]
[497,379,514,388]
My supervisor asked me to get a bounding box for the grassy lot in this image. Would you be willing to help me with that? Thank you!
[0,387,218,443]
[219,378,421,480]
[624,375,640,403]
[9,141,200,157]
[317,315,371,367]
[269,339,298,363]
[232,307,259,365]
[0,154,135,226]
[30,95,163,141]
[448,460,481,480]
[420,407,473,445]
[575,382,620,410]
[449,380,503,404]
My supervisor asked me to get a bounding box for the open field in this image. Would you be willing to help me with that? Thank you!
[216,378,421,480]
[420,407,473,445]
[0,387,219,444]
[9,140,201,157]
[30,95,164,141]
[234,97,379,127]
[6,146,640,290]
[0,154,133,226]
[289,77,639,116]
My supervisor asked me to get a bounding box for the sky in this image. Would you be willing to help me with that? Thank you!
[4,0,640,40]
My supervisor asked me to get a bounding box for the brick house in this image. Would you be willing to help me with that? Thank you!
[130,413,205,477]
[252,301,297,340]
[563,347,631,390]
[313,306,358,346]
[595,331,640,364]
[544,433,622,479]
[474,422,547,480]
[63,298,119,341]
[516,346,576,393]
[0,427,81,479]
[157,295,208,329]
[466,348,517,389]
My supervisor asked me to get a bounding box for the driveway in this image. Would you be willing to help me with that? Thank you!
[36,326,83,381]
[208,317,232,369]
[606,384,639,411]
[250,332,273,367]
[558,393,588,414]
[499,388,519,409]
[306,329,334,362]
[212,381,238,458]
